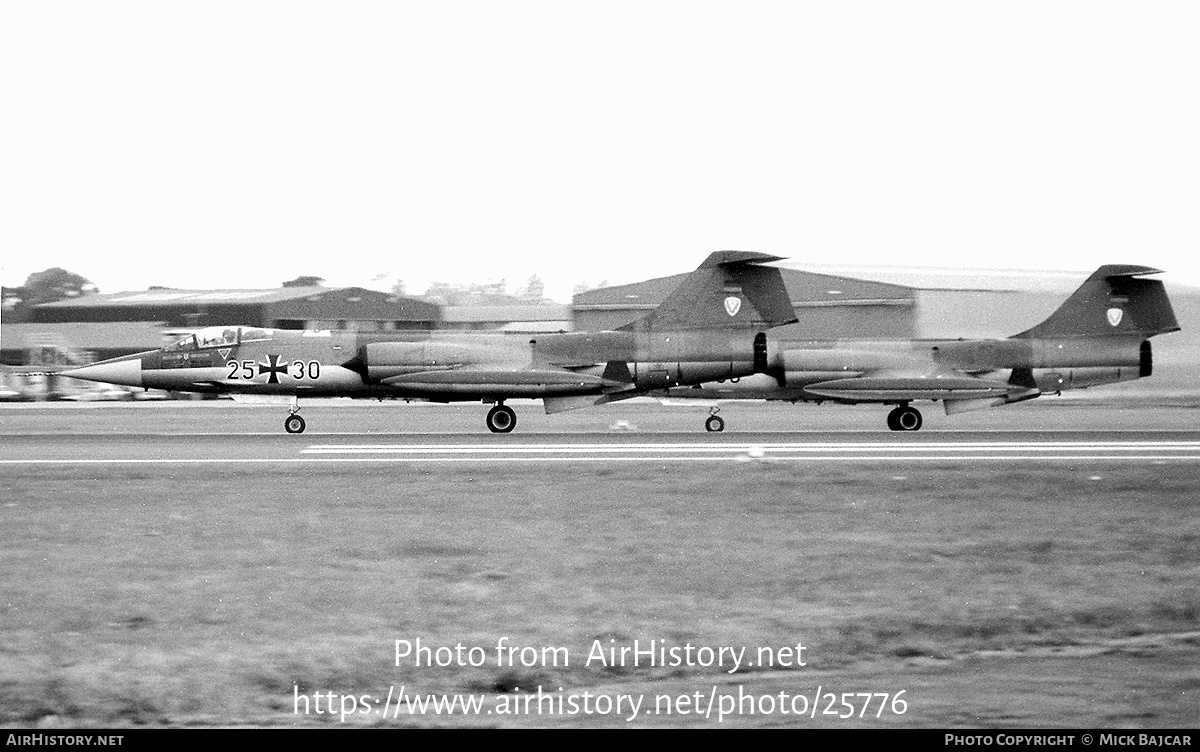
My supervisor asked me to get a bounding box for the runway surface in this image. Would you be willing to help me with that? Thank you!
[2,401,1198,464]
[4,399,1199,728]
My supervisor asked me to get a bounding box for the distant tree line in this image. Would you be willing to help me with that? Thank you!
[394,275,555,306]
[282,275,326,287]
[2,268,98,322]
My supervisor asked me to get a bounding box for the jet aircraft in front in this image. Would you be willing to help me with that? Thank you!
[61,251,799,433]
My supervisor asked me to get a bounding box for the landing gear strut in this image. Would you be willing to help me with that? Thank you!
[284,399,305,434]
[886,404,923,432]
[704,407,725,433]
[486,403,517,434]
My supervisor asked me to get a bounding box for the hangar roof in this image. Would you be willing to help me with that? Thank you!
[36,287,336,308]
[775,263,1093,292]
[28,286,441,327]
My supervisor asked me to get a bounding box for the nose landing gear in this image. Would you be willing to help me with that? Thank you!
[283,398,305,434]
[704,406,725,433]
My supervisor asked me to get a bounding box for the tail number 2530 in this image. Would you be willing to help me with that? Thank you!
[226,359,321,381]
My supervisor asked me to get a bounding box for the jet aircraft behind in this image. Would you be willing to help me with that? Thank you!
[61,251,798,433]
[665,264,1181,431]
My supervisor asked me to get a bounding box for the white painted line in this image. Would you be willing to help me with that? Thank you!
[306,440,1200,449]
[302,442,1200,454]
[2,455,1199,465]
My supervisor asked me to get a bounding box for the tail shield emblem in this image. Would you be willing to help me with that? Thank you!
[724,296,742,317]
[1106,308,1124,327]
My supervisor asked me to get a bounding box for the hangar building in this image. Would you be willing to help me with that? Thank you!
[572,264,1090,340]
[3,286,439,366]
[574,268,919,338]
[439,304,573,333]
[26,286,440,330]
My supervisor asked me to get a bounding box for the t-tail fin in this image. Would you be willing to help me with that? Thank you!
[619,250,798,332]
[1011,265,1180,339]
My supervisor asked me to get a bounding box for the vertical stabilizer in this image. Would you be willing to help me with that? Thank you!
[619,251,798,332]
[1011,265,1180,339]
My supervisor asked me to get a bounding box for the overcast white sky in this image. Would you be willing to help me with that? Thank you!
[2,2,1198,302]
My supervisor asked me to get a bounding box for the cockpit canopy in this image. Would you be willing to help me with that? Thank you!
[164,326,275,352]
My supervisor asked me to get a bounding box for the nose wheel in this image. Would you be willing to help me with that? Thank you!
[887,405,923,432]
[486,403,517,433]
[704,407,725,432]
[283,398,305,434]
[284,414,306,434]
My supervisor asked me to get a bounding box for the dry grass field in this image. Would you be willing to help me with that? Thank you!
[1,402,1198,727]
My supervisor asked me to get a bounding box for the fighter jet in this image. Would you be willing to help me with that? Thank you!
[60,251,797,433]
[664,264,1180,431]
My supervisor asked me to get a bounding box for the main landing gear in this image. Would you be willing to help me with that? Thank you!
[886,404,923,432]
[486,403,516,434]
[704,406,725,432]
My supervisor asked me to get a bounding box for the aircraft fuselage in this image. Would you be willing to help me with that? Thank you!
[71,326,775,402]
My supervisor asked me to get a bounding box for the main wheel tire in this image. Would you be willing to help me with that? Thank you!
[705,415,725,432]
[486,405,516,434]
[896,407,923,431]
[284,414,306,434]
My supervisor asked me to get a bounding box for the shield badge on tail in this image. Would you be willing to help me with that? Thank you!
[1106,308,1124,327]
[724,296,742,317]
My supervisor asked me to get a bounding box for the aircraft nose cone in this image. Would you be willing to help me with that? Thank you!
[62,358,144,388]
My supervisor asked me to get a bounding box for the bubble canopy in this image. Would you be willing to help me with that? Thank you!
[164,326,275,352]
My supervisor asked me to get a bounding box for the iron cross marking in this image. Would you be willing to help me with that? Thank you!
[258,354,288,384]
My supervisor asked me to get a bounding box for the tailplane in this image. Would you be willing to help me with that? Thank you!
[1011,265,1180,339]
[619,250,797,332]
